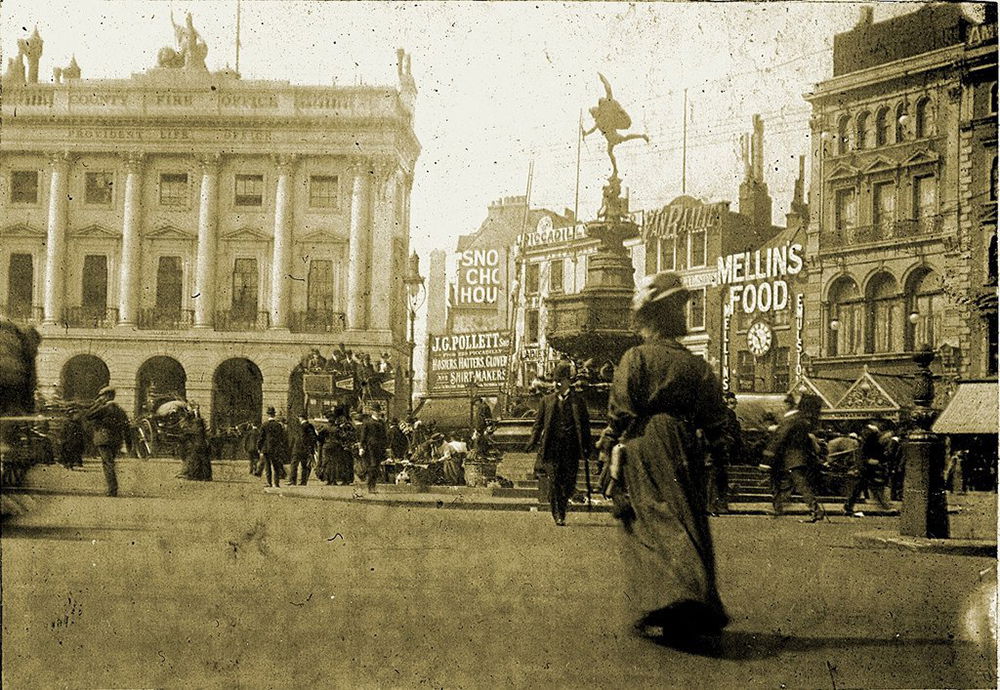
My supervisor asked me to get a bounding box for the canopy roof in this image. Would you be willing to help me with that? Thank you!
[932,381,999,435]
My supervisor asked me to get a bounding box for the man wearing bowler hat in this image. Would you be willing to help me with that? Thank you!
[525,362,593,526]
[86,386,130,497]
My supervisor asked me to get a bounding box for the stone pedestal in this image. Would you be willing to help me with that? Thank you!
[900,430,949,538]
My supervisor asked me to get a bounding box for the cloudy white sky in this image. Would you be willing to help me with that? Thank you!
[1,1,981,261]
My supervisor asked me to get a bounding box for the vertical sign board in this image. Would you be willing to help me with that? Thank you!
[721,303,732,393]
[795,293,804,377]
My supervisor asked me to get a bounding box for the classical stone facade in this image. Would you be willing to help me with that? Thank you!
[0,23,419,425]
[803,5,992,387]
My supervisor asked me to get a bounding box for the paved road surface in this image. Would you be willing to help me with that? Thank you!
[2,460,995,688]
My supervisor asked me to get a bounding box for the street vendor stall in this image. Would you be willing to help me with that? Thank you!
[932,380,999,491]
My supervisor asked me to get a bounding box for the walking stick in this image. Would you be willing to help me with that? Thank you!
[583,449,593,512]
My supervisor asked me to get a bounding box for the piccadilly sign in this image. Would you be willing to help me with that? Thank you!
[717,242,804,314]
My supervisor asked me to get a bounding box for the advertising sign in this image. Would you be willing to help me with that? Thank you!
[717,242,804,316]
[452,248,504,308]
[427,331,511,394]
[643,200,726,240]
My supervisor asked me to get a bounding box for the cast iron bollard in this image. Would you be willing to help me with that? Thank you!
[900,345,949,538]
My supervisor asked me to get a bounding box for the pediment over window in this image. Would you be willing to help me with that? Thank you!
[901,149,939,168]
[836,370,898,411]
[69,224,120,239]
[1,222,45,238]
[862,157,897,175]
[297,229,347,244]
[147,225,196,241]
[222,226,270,242]
[827,164,859,181]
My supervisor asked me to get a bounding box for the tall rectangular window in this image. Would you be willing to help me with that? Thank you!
[736,351,755,393]
[772,346,790,392]
[549,260,564,294]
[159,173,189,206]
[834,188,857,233]
[644,240,658,275]
[309,175,339,208]
[688,287,706,330]
[231,258,258,317]
[525,263,540,294]
[81,255,108,312]
[6,253,33,316]
[689,229,707,268]
[658,236,676,271]
[525,309,539,343]
[10,171,39,204]
[307,259,335,312]
[85,172,114,206]
[873,181,896,233]
[155,256,183,313]
[234,174,264,207]
[914,175,936,219]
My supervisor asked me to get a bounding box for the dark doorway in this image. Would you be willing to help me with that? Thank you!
[212,358,263,430]
[61,354,110,403]
[135,356,187,417]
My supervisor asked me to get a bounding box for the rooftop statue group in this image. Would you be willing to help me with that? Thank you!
[157,11,209,71]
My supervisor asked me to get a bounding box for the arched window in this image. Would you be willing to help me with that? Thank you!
[991,83,997,115]
[895,102,907,143]
[875,106,891,147]
[866,272,903,353]
[837,115,851,155]
[828,276,863,356]
[991,156,997,202]
[905,268,944,350]
[855,111,871,150]
[915,97,934,138]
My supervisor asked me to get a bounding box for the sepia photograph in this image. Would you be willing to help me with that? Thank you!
[0,0,997,687]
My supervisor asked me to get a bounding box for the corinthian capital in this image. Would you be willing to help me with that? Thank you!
[195,153,222,173]
[123,152,145,174]
[271,153,299,173]
[46,150,74,170]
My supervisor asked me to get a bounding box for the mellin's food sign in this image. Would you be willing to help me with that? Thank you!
[717,242,804,314]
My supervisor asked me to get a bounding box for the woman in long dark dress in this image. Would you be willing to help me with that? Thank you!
[597,271,731,644]
[319,405,357,486]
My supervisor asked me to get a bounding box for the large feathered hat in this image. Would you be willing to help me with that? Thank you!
[631,271,689,313]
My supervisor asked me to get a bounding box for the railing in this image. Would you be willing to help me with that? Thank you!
[62,306,119,329]
[137,308,194,330]
[289,309,346,334]
[215,310,270,332]
[0,303,43,326]
[827,217,945,248]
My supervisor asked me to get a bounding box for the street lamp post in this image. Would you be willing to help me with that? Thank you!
[403,252,426,419]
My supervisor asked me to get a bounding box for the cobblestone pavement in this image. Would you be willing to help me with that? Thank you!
[2,459,995,688]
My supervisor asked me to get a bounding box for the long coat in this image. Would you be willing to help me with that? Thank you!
[527,390,593,476]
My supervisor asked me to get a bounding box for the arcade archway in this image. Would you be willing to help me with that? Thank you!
[212,358,263,430]
[135,356,187,417]
[61,354,110,403]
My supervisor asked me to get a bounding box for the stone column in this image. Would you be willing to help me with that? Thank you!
[347,160,372,330]
[118,153,144,326]
[194,155,220,328]
[369,161,398,332]
[270,155,296,329]
[43,152,71,325]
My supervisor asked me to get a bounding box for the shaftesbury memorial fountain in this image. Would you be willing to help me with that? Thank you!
[545,74,649,415]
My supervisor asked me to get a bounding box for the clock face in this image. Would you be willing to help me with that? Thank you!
[747,321,773,357]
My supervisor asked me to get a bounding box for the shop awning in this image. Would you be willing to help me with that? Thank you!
[932,381,999,435]
[414,396,474,430]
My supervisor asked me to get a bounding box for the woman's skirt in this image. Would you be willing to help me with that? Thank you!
[618,413,728,634]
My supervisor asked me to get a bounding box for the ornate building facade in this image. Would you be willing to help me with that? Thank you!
[803,5,994,394]
[0,19,419,425]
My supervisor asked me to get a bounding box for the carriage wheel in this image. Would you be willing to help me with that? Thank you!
[137,419,154,458]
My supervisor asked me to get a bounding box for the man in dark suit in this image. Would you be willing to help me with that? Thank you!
[257,406,288,488]
[358,405,388,493]
[288,414,318,486]
[762,393,825,522]
[525,363,593,526]
[86,386,130,497]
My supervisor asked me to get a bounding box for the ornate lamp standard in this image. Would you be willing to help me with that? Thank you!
[403,252,426,419]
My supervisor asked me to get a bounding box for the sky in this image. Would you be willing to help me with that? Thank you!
[3,0,982,264]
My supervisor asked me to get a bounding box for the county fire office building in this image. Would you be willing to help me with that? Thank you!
[0,27,420,424]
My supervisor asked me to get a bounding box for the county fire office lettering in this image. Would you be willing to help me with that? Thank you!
[427,331,511,394]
